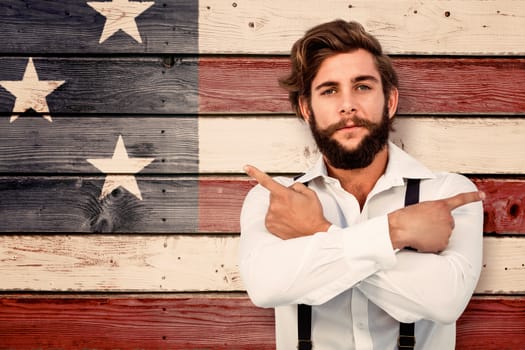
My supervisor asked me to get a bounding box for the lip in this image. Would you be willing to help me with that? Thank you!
[337,124,359,131]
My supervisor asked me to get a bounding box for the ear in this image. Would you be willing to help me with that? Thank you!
[298,96,311,122]
[387,88,399,119]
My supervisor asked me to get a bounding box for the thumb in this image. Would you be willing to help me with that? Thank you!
[289,181,311,194]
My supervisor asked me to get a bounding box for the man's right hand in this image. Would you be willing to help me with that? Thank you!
[244,164,331,239]
[388,191,485,253]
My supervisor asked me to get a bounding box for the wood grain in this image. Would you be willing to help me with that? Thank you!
[2,1,524,55]
[199,57,525,114]
[0,235,241,292]
[1,1,523,348]
[0,294,522,350]
[0,294,275,350]
[0,116,198,174]
[476,179,525,235]
[0,235,522,293]
[2,116,524,174]
[457,297,525,349]
[0,176,199,233]
[0,57,198,114]
[1,57,523,115]
[199,0,525,55]
[0,177,523,234]
[0,0,198,53]
[199,116,525,174]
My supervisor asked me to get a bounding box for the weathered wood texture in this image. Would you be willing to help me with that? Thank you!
[0,176,199,233]
[2,116,524,174]
[476,179,525,235]
[2,1,524,348]
[199,0,525,55]
[1,57,523,115]
[0,235,522,293]
[1,1,524,55]
[199,117,525,174]
[456,297,525,349]
[0,57,198,114]
[0,116,198,174]
[199,57,525,114]
[0,0,198,53]
[0,295,522,350]
[0,294,275,350]
[1,177,524,234]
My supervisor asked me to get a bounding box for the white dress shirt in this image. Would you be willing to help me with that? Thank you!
[239,142,483,350]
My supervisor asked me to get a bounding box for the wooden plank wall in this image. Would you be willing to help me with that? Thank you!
[0,0,524,348]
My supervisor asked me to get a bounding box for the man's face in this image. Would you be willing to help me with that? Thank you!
[299,49,397,169]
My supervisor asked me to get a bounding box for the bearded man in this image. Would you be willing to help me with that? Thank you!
[240,20,484,350]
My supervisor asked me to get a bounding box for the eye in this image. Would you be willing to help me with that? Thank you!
[355,84,371,91]
[321,87,337,95]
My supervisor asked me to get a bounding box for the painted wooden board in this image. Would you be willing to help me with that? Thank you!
[2,1,522,55]
[0,294,522,350]
[0,176,200,233]
[391,117,525,174]
[199,116,525,174]
[199,0,525,55]
[0,116,198,174]
[475,179,525,235]
[199,57,525,114]
[1,177,523,234]
[0,0,198,53]
[0,235,522,293]
[1,57,523,116]
[0,294,275,350]
[2,116,524,174]
[0,57,198,115]
[456,297,525,349]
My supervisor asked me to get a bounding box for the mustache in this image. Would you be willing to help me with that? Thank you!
[317,116,378,137]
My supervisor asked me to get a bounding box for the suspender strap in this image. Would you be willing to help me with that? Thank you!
[296,176,313,350]
[398,322,416,349]
[398,178,420,350]
[404,178,420,206]
[296,178,420,350]
[297,304,313,350]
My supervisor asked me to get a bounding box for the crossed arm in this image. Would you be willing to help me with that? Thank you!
[240,165,484,322]
[243,164,484,253]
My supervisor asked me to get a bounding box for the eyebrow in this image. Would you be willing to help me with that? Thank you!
[314,75,380,91]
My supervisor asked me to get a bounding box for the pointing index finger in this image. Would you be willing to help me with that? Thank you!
[244,164,288,194]
[444,191,486,211]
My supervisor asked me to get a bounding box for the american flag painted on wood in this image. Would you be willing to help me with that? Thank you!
[0,0,525,348]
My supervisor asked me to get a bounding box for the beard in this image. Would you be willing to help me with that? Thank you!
[308,104,392,170]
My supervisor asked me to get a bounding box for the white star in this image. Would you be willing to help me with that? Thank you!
[87,135,155,200]
[87,0,155,44]
[0,57,65,123]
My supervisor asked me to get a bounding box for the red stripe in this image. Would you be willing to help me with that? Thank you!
[198,178,525,234]
[199,57,525,114]
[0,295,522,350]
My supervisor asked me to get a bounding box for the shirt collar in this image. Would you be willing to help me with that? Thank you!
[295,142,436,186]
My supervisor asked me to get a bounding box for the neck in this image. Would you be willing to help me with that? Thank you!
[325,146,389,209]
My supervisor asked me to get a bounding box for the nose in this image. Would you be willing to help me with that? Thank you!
[339,92,356,115]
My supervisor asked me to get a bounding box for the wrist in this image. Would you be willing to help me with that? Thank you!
[388,212,405,249]
[317,220,331,233]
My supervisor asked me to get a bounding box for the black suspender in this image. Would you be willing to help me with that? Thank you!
[297,304,313,350]
[297,178,420,350]
[397,178,419,350]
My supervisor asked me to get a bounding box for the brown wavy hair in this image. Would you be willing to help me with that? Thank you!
[279,20,399,119]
